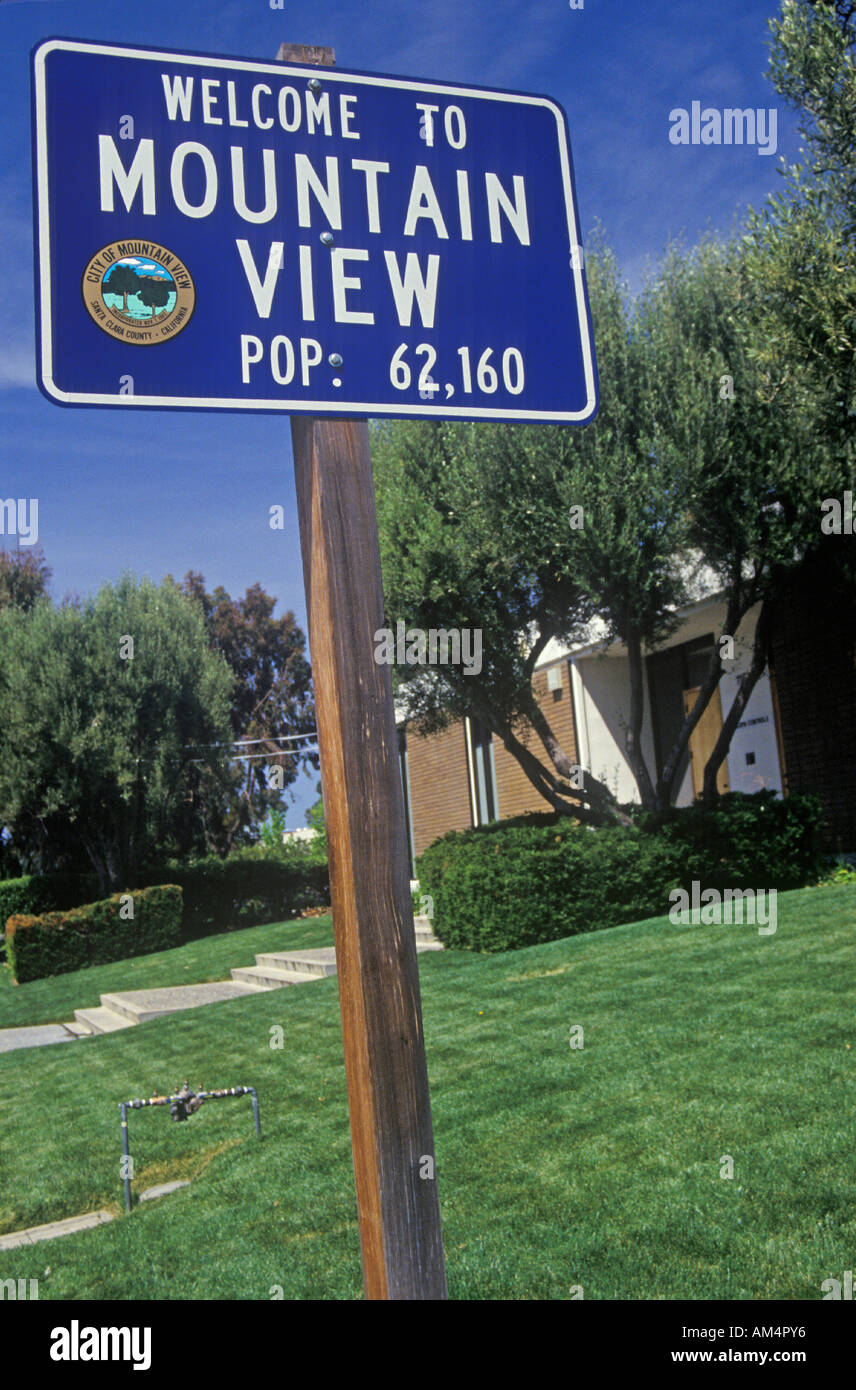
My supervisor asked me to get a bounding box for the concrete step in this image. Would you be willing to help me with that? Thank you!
[230,964,319,990]
[255,947,338,978]
[415,931,441,951]
[413,915,442,948]
[63,1020,93,1038]
[257,937,441,979]
[100,981,259,1024]
[73,1005,133,1035]
[99,991,165,1024]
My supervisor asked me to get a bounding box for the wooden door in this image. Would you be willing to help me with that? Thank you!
[683,685,731,798]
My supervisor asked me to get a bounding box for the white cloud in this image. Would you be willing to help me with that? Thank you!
[0,343,36,392]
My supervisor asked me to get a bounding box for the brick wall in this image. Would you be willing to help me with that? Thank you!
[407,720,472,858]
[769,539,856,852]
[492,661,579,817]
[406,659,579,855]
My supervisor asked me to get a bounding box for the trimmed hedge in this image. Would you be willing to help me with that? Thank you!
[0,872,99,934]
[0,855,329,961]
[5,884,182,983]
[635,791,824,892]
[138,856,329,939]
[418,791,824,953]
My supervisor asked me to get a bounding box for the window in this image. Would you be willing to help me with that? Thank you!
[466,717,499,826]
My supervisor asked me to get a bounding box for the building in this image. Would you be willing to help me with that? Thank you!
[398,574,855,864]
[281,827,319,845]
[766,540,856,856]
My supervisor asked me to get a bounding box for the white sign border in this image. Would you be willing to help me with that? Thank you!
[33,37,598,423]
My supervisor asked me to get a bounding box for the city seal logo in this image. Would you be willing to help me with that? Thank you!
[82,241,195,344]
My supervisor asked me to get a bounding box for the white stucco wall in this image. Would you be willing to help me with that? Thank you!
[719,606,783,796]
[570,651,657,804]
[569,600,783,806]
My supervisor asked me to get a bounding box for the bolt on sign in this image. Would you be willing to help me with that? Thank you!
[32,38,598,422]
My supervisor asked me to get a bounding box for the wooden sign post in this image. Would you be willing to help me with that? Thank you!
[278,45,448,1301]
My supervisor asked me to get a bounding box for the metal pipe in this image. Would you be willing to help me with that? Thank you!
[119,1103,132,1214]
[248,1087,262,1137]
[117,1084,261,1212]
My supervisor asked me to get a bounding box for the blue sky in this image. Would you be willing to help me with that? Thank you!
[0,0,801,825]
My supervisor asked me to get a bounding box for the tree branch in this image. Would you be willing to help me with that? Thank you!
[701,597,775,803]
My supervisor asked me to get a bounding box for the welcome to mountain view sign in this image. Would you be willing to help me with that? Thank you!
[32,37,598,422]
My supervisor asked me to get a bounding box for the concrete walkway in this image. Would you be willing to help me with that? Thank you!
[0,917,442,1052]
[0,1023,78,1053]
[0,1182,191,1250]
[73,979,261,1036]
[0,1209,114,1251]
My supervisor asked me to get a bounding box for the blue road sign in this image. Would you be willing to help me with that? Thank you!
[32,38,598,423]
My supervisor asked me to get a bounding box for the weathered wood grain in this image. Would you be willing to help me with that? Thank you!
[280,43,447,1301]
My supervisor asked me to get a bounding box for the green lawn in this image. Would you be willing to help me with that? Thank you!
[0,885,853,1300]
[0,915,335,1028]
